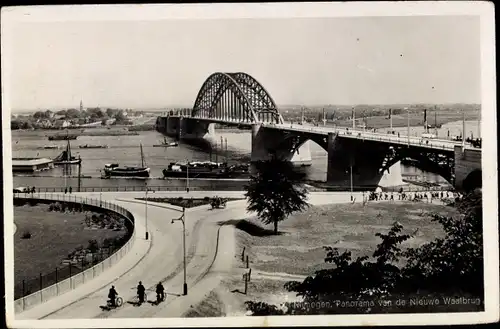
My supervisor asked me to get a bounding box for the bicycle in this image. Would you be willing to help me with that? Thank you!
[132,293,148,304]
[156,292,166,304]
[106,296,123,308]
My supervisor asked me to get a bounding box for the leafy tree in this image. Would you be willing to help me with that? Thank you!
[106,108,116,117]
[66,108,81,119]
[11,120,22,130]
[114,110,127,124]
[33,111,47,119]
[245,191,484,314]
[244,157,309,234]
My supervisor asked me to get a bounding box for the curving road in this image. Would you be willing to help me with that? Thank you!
[17,192,250,319]
[15,190,451,319]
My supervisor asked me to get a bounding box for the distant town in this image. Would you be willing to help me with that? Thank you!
[10,102,480,131]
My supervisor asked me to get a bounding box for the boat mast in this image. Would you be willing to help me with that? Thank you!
[66,139,71,161]
[140,144,146,168]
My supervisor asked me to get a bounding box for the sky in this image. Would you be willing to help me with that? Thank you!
[4,15,481,111]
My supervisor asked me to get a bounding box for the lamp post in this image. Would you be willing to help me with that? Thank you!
[389,108,393,131]
[145,181,149,240]
[406,107,410,147]
[171,208,187,296]
[350,161,353,201]
[186,160,190,193]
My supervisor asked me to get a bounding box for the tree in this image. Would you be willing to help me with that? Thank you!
[11,120,21,130]
[66,108,81,119]
[106,108,115,117]
[244,157,309,234]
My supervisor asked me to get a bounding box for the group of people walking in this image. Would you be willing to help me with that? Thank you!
[366,189,459,203]
[107,281,166,307]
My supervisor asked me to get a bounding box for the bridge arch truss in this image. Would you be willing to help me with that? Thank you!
[379,145,456,185]
[192,72,284,124]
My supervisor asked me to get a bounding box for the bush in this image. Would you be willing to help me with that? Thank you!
[102,238,113,248]
[87,239,99,253]
[21,231,31,239]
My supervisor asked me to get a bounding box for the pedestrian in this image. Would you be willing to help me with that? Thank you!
[64,187,68,194]
[69,186,72,194]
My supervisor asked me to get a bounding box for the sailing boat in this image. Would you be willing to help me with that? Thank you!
[153,137,178,148]
[53,139,82,165]
[102,143,150,178]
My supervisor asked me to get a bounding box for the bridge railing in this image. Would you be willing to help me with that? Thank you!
[13,193,136,314]
[18,182,247,194]
[273,124,457,151]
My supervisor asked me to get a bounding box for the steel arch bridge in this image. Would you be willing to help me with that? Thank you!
[191,72,284,124]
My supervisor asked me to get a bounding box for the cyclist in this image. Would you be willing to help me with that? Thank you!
[156,282,165,302]
[137,281,146,304]
[108,285,118,307]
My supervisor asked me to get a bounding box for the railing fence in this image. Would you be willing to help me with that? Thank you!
[13,193,136,312]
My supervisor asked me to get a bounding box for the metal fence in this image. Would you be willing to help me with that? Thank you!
[13,193,136,311]
[13,180,454,195]
[17,182,247,194]
[14,242,125,300]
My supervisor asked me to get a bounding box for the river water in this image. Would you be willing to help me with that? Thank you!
[11,119,478,190]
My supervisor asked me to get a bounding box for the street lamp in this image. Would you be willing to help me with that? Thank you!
[186,160,190,193]
[406,107,410,147]
[350,160,354,201]
[145,181,149,240]
[171,207,187,296]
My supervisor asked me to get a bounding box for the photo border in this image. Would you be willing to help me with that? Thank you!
[2,1,498,327]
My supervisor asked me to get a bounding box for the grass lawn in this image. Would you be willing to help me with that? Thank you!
[136,197,244,208]
[14,204,127,289]
[212,201,465,315]
[231,201,459,276]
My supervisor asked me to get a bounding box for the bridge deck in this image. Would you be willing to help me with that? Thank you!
[162,116,480,152]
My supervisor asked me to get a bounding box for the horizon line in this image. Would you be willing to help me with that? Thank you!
[10,102,482,113]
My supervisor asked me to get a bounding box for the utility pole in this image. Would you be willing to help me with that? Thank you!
[350,158,354,202]
[77,156,81,192]
[352,107,355,129]
[406,107,410,147]
[478,112,481,139]
[462,109,466,149]
[186,160,189,192]
[389,108,393,131]
[145,181,149,240]
[171,208,187,295]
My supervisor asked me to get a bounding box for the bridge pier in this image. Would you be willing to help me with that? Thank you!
[251,124,312,167]
[454,145,482,192]
[326,133,391,191]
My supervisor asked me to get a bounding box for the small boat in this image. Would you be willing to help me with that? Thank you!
[162,161,230,179]
[79,144,108,149]
[42,145,59,149]
[53,139,81,165]
[153,137,179,148]
[48,134,78,141]
[102,144,150,178]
